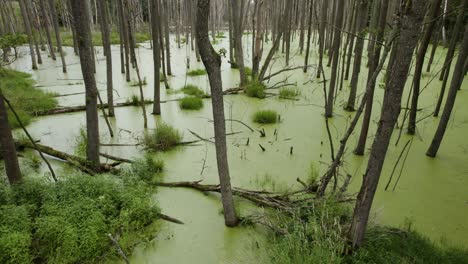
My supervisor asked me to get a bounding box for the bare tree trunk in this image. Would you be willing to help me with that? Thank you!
[0,88,22,184]
[163,0,172,76]
[48,0,67,73]
[70,0,101,172]
[97,0,114,117]
[349,0,427,248]
[303,0,314,72]
[345,0,369,111]
[316,0,329,79]
[408,0,442,134]
[230,0,248,86]
[325,0,344,118]
[18,0,38,70]
[25,0,43,65]
[39,0,56,60]
[196,0,239,227]
[118,0,131,82]
[150,0,161,115]
[426,23,468,157]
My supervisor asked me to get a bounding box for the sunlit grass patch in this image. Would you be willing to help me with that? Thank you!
[180,84,206,97]
[253,110,278,124]
[245,80,266,99]
[279,88,301,99]
[143,123,182,151]
[179,97,204,110]
[187,69,207,76]
[130,77,147,87]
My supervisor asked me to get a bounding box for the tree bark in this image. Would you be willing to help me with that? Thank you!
[0,88,22,184]
[349,0,427,248]
[70,0,101,172]
[230,0,248,86]
[18,0,38,70]
[196,0,239,227]
[408,0,442,134]
[97,0,114,117]
[48,0,67,73]
[150,0,162,115]
[426,23,468,157]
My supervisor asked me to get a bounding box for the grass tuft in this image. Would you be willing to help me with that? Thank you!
[180,84,206,97]
[187,69,207,76]
[245,80,266,98]
[143,123,182,151]
[130,77,147,87]
[253,110,278,124]
[179,97,204,110]
[279,88,301,99]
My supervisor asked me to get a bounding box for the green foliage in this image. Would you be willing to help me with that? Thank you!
[253,110,278,124]
[215,32,226,38]
[187,69,207,76]
[279,88,301,99]
[307,162,319,186]
[244,67,253,77]
[0,174,161,264]
[59,29,151,47]
[130,77,147,86]
[180,84,206,97]
[0,34,28,50]
[143,123,182,151]
[0,69,58,128]
[73,127,87,157]
[179,96,204,110]
[245,80,266,98]
[211,38,220,45]
[129,154,164,182]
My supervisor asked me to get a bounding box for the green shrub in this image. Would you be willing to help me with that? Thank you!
[143,123,182,151]
[253,110,278,124]
[187,69,207,76]
[180,84,206,97]
[179,97,204,110]
[73,128,87,157]
[244,67,253,76]
[0,175,160,264]
[246,80,266,98]
[279,88,301,99]
[0,69,58,128]
[130,154,164,182]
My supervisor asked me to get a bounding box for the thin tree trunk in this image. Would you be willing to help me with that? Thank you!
[97,0,114,117]
[426,23,468,157]
[316,0,329,79]
[349,0,427,248]
[39,0,56,60]
[18,0,38,70]
[196,0,239,227]
[70,0,101,172]
[163,0,172,76]
[48,0,67,73]
[150,0,161,115]
[230,0,248,86]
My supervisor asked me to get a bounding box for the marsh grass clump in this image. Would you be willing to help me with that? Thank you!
[179,97,204,110]
[279,88,301,99]
[180,84,206,97]
[130,77,147,87]
[73,128,87,157]
[187,69,207,76]
[244,67,253,76]
[0,69,58,128]
[143,123,182,151]
[0,175,160,264]
[130,154,164,182]
[253,110,278,124]
[215,32,226,38]
[246,80,266,98]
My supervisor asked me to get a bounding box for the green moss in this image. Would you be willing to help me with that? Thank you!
[179,96,204,110]
[279,88,301,99]
[0,173,161,264]
[180,84,206,97]
[143,123,182,151]
[246,80,266,98]
[187,69,207,76]
[0,69,58,128]
[59,29,151,47]
[253,110,278,124]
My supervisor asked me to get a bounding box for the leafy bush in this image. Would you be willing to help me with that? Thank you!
[130,154,164,182]
[187,69,207,76]
[73,128,87,157]
[143,123,182,151]
[279,88,301,99]
[253,110,278,124]
[246,80,266,98]
[179,97,204,110]
[0,173,161,264]
[244,67,253,76]
[180,84,206,97]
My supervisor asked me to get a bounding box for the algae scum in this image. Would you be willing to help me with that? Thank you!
[4,34,468,263]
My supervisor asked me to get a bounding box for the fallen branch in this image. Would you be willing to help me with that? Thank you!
[158,213,184,224]
[107,234,130,264]
[99,153,134,163]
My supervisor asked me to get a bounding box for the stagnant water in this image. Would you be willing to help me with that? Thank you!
[5,33,468,263]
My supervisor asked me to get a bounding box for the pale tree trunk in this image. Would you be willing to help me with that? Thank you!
[70,0,101,172]
[48,0,67,73]
[18,0,38,70]
[39,0,56,61]
[316,0,329,79]
[163,0,172,76]
[408,0,442,134]
[230,0,248,86]
[251,0,263,79]
[97,0,114,117]
[325,0,345,118]
[150,0,161,115]
[349,0,427,248]
[303,0,314,73]
[345,0,369,111]
[434,0,467,117]
[24,0,42,65]
[426,23,468,157]
[0,88,22,184]
[196,0,239,227]
[118,0,131,82]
